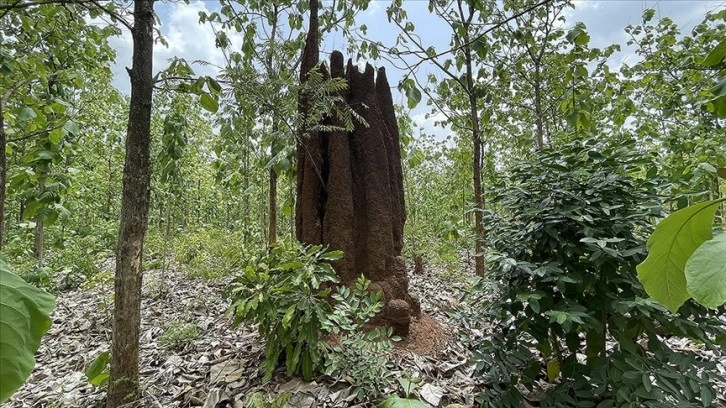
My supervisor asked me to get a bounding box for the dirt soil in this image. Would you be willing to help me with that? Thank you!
[397,314,449,357]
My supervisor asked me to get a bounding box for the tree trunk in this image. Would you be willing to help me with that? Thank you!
[106,1,155,406]
[460,0,485,276]
[33,179,45,262]
[0,100,6,250]
[268,154,278,246]
[266,8,279,248]
[533,64,544,149]
[105,140,114,219]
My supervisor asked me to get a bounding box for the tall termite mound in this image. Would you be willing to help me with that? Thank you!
[296,51,420,335]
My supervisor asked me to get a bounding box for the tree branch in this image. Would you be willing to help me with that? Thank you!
[0,0,95,11]
[388,0,556,73]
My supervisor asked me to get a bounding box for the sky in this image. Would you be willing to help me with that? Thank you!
[106,0,724,138]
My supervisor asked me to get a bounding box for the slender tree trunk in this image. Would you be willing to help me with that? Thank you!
[107,1,155,406]
[33,178,45,262]
[106,146,114,220]
[242,145,249,235]
[269,163,278,246]
[533,65,544,149]
[196,179,201,225]
[266,8,280,248]
[0,100,6,250]
[268,124,279,246]
[460,0,485,276]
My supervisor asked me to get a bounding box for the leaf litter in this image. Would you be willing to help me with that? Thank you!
[2,258,724,407]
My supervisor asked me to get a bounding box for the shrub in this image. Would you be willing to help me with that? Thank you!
[6,222,115,292]
[226,241,395,388]
[323,277,398,401]
[247,392,290,408]
[460,137,726,407]
[159,321,199,352]
[226,241,343,382]
[173,228,248,279]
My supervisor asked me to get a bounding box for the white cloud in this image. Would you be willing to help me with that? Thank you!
[108,1,237,94]
[366,0,382,16]
[154,2,227,72]
[107,26,133,93]
[571,0,600,11]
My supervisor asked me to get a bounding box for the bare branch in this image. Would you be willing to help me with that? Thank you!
[383,0,556,75]
[87,0,132,31]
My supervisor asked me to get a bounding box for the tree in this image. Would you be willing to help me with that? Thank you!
[382,0,499,276]
[622,9,725,208]
[0,5,116,252]
[200,0,305,247]
[106,0,156,405]
[489,0,572,150]
[1,1,157,405]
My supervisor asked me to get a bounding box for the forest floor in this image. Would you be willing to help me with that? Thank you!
[4,260,485,408]
[4,259,726,408]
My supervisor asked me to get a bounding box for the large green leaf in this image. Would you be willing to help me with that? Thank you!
[707,77,726,118]
[84,351,110,386]
[199,92,219,113]
[0,256,55,402]
[685,234,726,309]
[702,38,726,67]
[405,85,422,109]
[376,397,428,408]
[636,198,726,312]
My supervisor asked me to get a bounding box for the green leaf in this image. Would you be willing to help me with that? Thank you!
[698,162,717,173]
[707,77,726,118]
[0,256,55,403]
[546,359,560,383]
[642,8,656,22]
[636,198,726,312]
[88,371,109,387]
[405,84,421,109]
[320,250,344,261]
[279,261,304,271]
[301,350,313,381]
[17,107,37,122]
[566,24,590,47]
[282,305,296,328]
[47,128,63,145]
[206,77,222,95]
[199,93,219,113]
[376,397,428,408]
[63,120,80,136]
[685,234,726,309]
[84,351,109,384]
[702,39,726,67]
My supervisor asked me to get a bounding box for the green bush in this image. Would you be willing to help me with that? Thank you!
[159,321,199,352]
[247,392,290,408]
[226,241,394,387]
[458,138,725,407]
[173,228,248,279]
[323,277,398,401]
[6,223,115,292]
[226,241,343,381]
